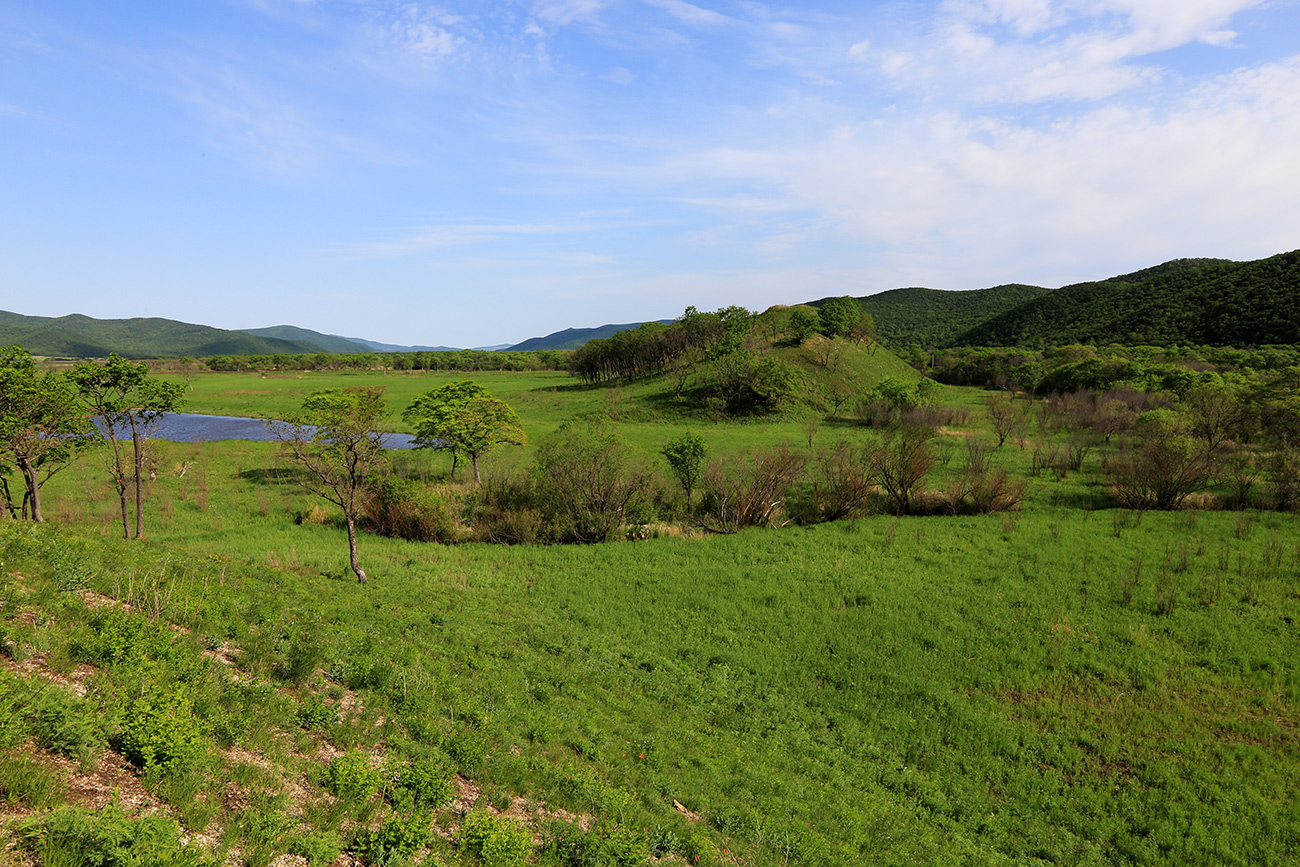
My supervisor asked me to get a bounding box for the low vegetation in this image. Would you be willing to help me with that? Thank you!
[2,315,1299,865]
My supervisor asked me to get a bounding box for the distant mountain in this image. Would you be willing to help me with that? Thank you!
[816,284,1054,348]
[508,321,674,352]
[957,251,1300,347]
[341,337,464,353]
[239,326,371,353]
[0,311,323,358]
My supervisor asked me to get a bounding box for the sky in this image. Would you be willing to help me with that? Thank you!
[2,0,1300,348]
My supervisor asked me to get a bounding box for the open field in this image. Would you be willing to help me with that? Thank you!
[3,367,1299,866]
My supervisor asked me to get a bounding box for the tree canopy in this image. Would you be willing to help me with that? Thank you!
[274,386,389,583]
[402,382,525,483]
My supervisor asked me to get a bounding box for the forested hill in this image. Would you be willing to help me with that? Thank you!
[829,283,1054,347]
[508,320,673,351]
[958,250,1300,347]
[0,311,326,358]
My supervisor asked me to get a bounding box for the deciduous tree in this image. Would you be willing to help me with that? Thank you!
[402,382,526,483]
[0,347,91,521]
[68,354,184,539]
[273,387,389,584]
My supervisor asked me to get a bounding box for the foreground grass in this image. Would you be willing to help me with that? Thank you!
[6,472,1299,865]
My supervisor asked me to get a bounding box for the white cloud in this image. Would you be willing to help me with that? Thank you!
[642,0,732,28]
[661,54,1300,287]
[533,0,611,26]
[877,0,1270,104]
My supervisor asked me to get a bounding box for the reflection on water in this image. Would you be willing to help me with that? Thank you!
[107,413,418,449]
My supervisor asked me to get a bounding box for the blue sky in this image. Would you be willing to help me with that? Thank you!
[3,0,1299,347]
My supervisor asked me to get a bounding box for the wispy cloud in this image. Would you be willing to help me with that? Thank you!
[642,0,733,29]
[354,220,601,256]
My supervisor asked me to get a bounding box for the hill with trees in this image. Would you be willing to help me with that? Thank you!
[508,320,674,351]
[818,283,1054,348]
[0,311,328,358]
[237,325,372,353]
[957,251,1300,347]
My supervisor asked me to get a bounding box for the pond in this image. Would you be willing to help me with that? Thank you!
[105,413,420,450]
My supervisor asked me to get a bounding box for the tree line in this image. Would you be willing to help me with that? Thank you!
[204,349,570,373]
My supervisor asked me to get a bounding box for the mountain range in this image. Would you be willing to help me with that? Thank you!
[4,249,1297,357]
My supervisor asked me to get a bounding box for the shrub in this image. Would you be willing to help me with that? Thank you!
[388,757,455,810]
[534,422,653,543]
[801,441,874,523]
[114,685,208,774]
[1106,411,1216,510]
[324,750,383,804]
[287,830,342,867]
[864,424,936,515]
[701,446,807,531]
[363,475,459,542]
[662,432,708,506]
[28,685,107,768]
[355,811,432,864]
[460,810,532,867]
[470,474,546,544]
[297,691,338,730]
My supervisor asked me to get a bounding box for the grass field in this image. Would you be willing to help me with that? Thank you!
[3,367,1299,866]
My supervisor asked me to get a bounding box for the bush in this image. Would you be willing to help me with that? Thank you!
[114,685,208,774]
[363,475,459,542]
[388,757,455,810]
[534,422,653,543]
[355,811,432,864]
[444,727,487,773]
[800,441,874,523]
[864,424,936,515]
[16,803,211,867]
[324,750,383,804]
[469,474,546,544]
[1106,411,1215,510]
[701,446,807,531]
[460,811,532,867]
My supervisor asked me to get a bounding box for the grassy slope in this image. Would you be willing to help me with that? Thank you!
[960,251,1300,347]
[5,357,1299,865]
[11,426,1300,866]
[0,311,328,358]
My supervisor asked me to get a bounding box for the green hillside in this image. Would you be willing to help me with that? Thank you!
[239,325,371,353]
[0,311,327,358]
[509,321,673,352]
[817,284,1053,348]
[959,251,1300,347]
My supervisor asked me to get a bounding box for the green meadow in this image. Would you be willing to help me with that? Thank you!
[3,364,1299,866]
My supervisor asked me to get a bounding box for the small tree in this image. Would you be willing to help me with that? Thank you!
[68,354,184,539]
[787,308,820,343]
[0,347,92,521]
[817,296,862,339]
[274,387,389,583]
[403,381,525,483]
[662,432,707,506]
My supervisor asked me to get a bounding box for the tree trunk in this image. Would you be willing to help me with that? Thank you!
[449,451,459,481]
[472,453,481,484]
[129,415,145,539]
[18,457,42,523]
[0,476,15,519]
[346,513,367,584]
[106,431,130,539]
